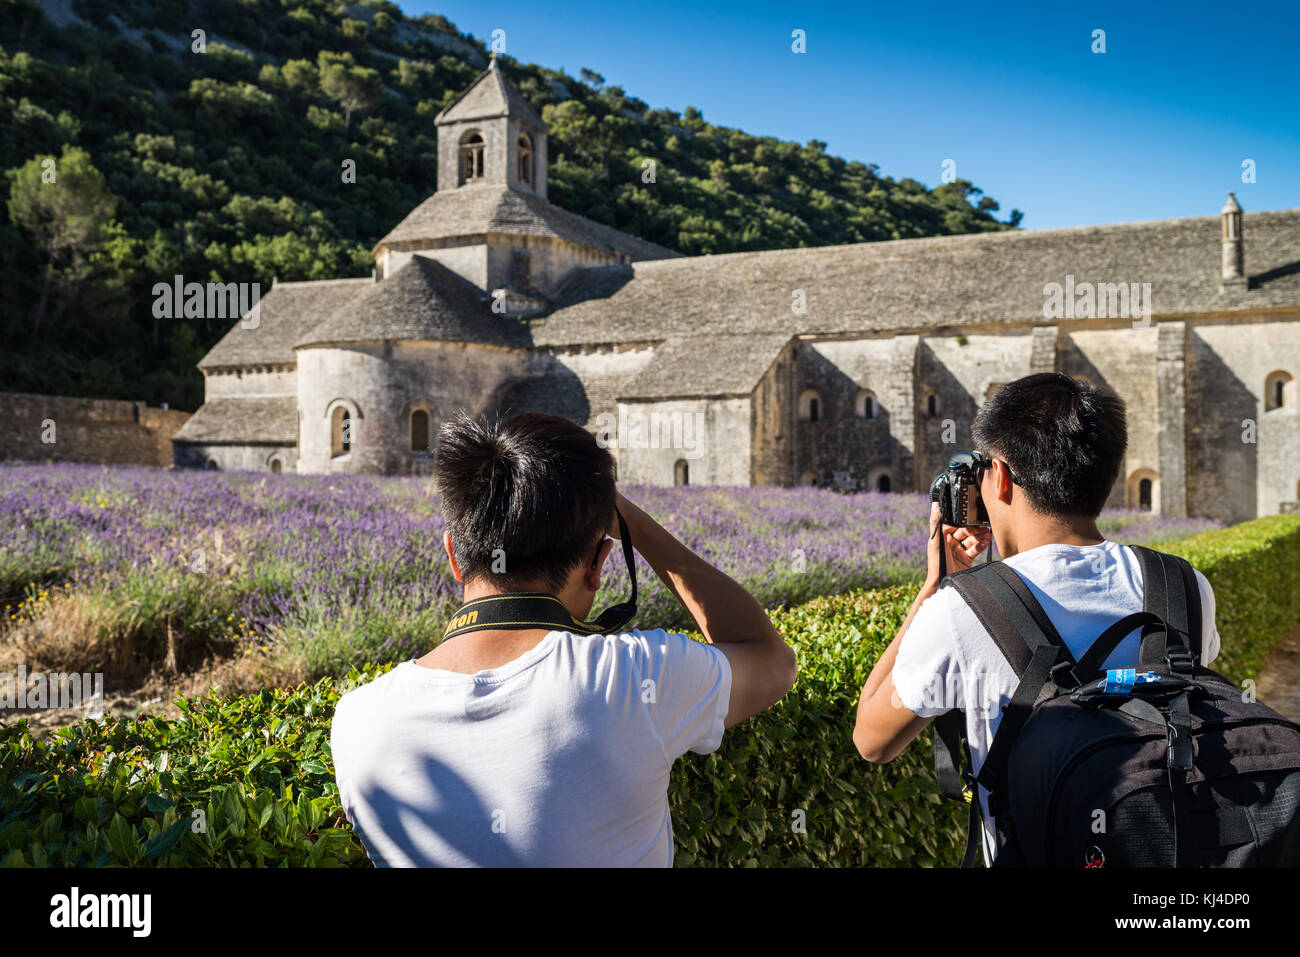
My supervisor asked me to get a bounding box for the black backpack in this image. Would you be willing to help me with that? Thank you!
[932,544,1300,868]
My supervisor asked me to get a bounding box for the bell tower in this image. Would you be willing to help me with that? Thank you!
[435,54,548,199]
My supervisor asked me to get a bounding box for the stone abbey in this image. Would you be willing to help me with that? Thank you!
[175,58,1300,525]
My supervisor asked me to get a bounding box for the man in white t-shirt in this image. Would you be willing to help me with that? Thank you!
[330,412,797,867]
[851,373,1222,865]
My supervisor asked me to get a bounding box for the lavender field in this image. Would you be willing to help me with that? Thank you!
[0,463,1220,686]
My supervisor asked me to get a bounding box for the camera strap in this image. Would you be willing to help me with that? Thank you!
[931,518,948,579]
[442,510,638,640]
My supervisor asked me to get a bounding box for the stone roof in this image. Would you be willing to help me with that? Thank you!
[172,396,297,444]
[498,374,593,425]
[373,184,681,262]
[533,208,1300,347]
[198,278,372,370]
[620,335,791,399]
[436,56,546,130]
[295,254,530,349]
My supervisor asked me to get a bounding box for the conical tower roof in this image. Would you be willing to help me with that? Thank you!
[436,54,546,130]
[296,255,530,349]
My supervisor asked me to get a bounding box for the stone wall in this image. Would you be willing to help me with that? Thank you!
[751,343,795,485]
[173,443,296,473]
[383,241,487,289]
[437,117,510,194]
[295,340,525,475]
[773,315,1298,522]
[436,113,548,199]
[1188,317,1300,521]
[916,331,1036,488]
[611,398,751,485]
[0,392,191,467]
[204,366,296,399]
[793,336,918,491]
[486,234,621,299]
[1058,324,1161,511]
[545,345,657,428]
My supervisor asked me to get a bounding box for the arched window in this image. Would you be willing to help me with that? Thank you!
[332,407,352,457]
[855,390,877,419]
[799,470,818,486]
[798,389,822,422]
[868,466,893,493]
[460,130,485,184]
[1265,371,1294,411]
[674,459,689,486]
[410,408,430,452]
[205,458,220,471]
[1126,468,1159,513]
[518,132,533,186]
[270,457,283,474]
[925,392,939,418]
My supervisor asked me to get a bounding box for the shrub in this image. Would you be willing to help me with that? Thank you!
[1,517,1293,868]
[0,586,963,867]
[1163,514,1300,686]
[0,682,365,866]
[669,586,965,866]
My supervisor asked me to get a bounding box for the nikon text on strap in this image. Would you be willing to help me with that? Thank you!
[441,510,638,640]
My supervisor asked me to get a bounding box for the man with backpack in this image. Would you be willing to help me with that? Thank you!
[852,372,1300,867]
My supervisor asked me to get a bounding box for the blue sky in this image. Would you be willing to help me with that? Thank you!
[404,0,1299,231]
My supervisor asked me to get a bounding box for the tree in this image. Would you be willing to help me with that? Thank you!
[7,145,117,333]
[282,59,320,97]
[318,52,381,133]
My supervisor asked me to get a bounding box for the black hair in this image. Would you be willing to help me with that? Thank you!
[433,412,616,591]
[971,372,1127,519]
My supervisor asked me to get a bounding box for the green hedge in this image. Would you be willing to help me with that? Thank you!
[0,683,364,866]
[1,517,1295,867]
[0,585,963,867]
[1162,514,1300,686]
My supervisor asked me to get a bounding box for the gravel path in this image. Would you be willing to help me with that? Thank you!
[1257,621,1300,723]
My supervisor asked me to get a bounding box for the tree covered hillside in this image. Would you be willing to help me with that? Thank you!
[0,0,1022,411]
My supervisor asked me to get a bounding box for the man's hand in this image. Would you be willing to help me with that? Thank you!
[925,502,992,588]
[600,487,796,730]
[854,502,989,763]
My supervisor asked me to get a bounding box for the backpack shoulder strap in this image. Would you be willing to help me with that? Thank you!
[1073,610,1167,680]
[1127,545,1203,667]
[942,561,1072,677]
[931,710,984,868]
[1126,545,1202,865]
[939,561,1074,849]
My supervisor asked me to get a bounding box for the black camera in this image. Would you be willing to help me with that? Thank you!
[929,451,991,527]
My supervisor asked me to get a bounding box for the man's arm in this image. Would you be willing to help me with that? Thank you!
[852,504,991,762]
[613,492,797,729]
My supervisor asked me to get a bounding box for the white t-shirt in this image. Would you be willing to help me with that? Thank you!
[891,540,1221,865]
[330,628,732,867]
